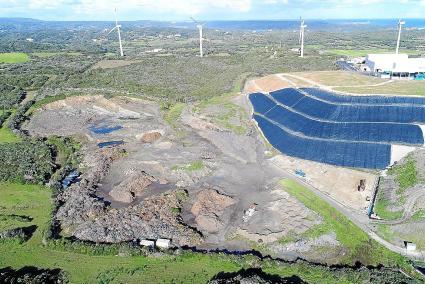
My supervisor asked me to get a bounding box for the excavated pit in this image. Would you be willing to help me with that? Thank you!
[25,94,329,260]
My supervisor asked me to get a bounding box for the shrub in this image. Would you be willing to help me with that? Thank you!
[0,140,54,183]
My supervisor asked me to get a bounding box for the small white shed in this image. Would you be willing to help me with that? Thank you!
[156,238,171,249]
[140,240,155,248]
[406,242,417,251]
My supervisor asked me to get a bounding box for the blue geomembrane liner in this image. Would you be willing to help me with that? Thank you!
[254,114,391,169]
[302,88,425,106]
[250,92,424,145]
[250,93,276,113]
[266,105,424,145]
[249,88,425,169]
[271,88,425,123]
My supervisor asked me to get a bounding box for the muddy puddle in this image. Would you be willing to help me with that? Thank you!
[97,141,125,148]
[90,125,123,134]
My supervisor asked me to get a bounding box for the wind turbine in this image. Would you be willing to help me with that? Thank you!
[395,19,405,55]
[107,8,124,57]
[191,17,205,58]
[299,17,307,58]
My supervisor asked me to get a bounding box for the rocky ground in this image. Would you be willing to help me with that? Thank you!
[373,151,425,250]
[25,94,340,262]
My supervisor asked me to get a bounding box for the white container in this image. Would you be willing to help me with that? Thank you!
[156,239,171,249]
[406,242,417,251]
[140,240,155,247]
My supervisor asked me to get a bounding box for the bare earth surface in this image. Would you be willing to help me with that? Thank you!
[25,94,332,262]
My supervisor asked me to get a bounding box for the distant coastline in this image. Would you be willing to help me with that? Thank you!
[1,17,425,31]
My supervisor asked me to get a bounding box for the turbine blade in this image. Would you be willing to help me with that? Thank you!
[190,17,200,24]
[107,26,117,35]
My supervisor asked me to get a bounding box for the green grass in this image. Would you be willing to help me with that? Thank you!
[373,158,417,221]
[163,103,185,129]
[46,136,81,168]
[195,73,251,135]
[172,160,204,172]
[28,94,69,114]
[278,221,333,245]
[377,224,394,242]
[302,222,333,239]
[411,209,425,222]
[0,53,29,64]
[279,179,410,269]
[374,196,404,220]
[335,80,425,96]
[388,157,417,193]
[0,125,20,143]
[0,183,51,240]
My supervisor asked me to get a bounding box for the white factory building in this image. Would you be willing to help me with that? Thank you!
[365,54,425,79]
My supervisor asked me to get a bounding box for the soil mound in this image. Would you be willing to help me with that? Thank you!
[191,189,236,233]
[109,171,157,203]
[139,131,163,143]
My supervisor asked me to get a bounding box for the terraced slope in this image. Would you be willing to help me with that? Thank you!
[249,88,425,169]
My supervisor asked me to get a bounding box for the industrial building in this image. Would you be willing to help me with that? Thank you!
[365,53,425,79]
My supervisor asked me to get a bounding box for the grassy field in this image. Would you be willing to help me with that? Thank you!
[411,209,425,221]
[290,71,384,87]
[377,224,425,251]
[0,125,20,143]
[0,53,29,63]
[280,179,410,268]
[374,194,404,220]
[288,71,425,96]
[0,183,51,240]
[335,80,425,96]
[388,157,418,193]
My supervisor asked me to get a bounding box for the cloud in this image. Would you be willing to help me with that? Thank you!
[1,0,424,20]
[20,0,253,16]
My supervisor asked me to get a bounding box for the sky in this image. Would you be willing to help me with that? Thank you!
[1,0,425,21]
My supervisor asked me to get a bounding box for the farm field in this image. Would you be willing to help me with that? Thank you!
[0,53,29,63]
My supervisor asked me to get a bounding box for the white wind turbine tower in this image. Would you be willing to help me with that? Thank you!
[395,19,405,54]
[191,17,205,58]
[107,8,124,57]
[299,17,307,58]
